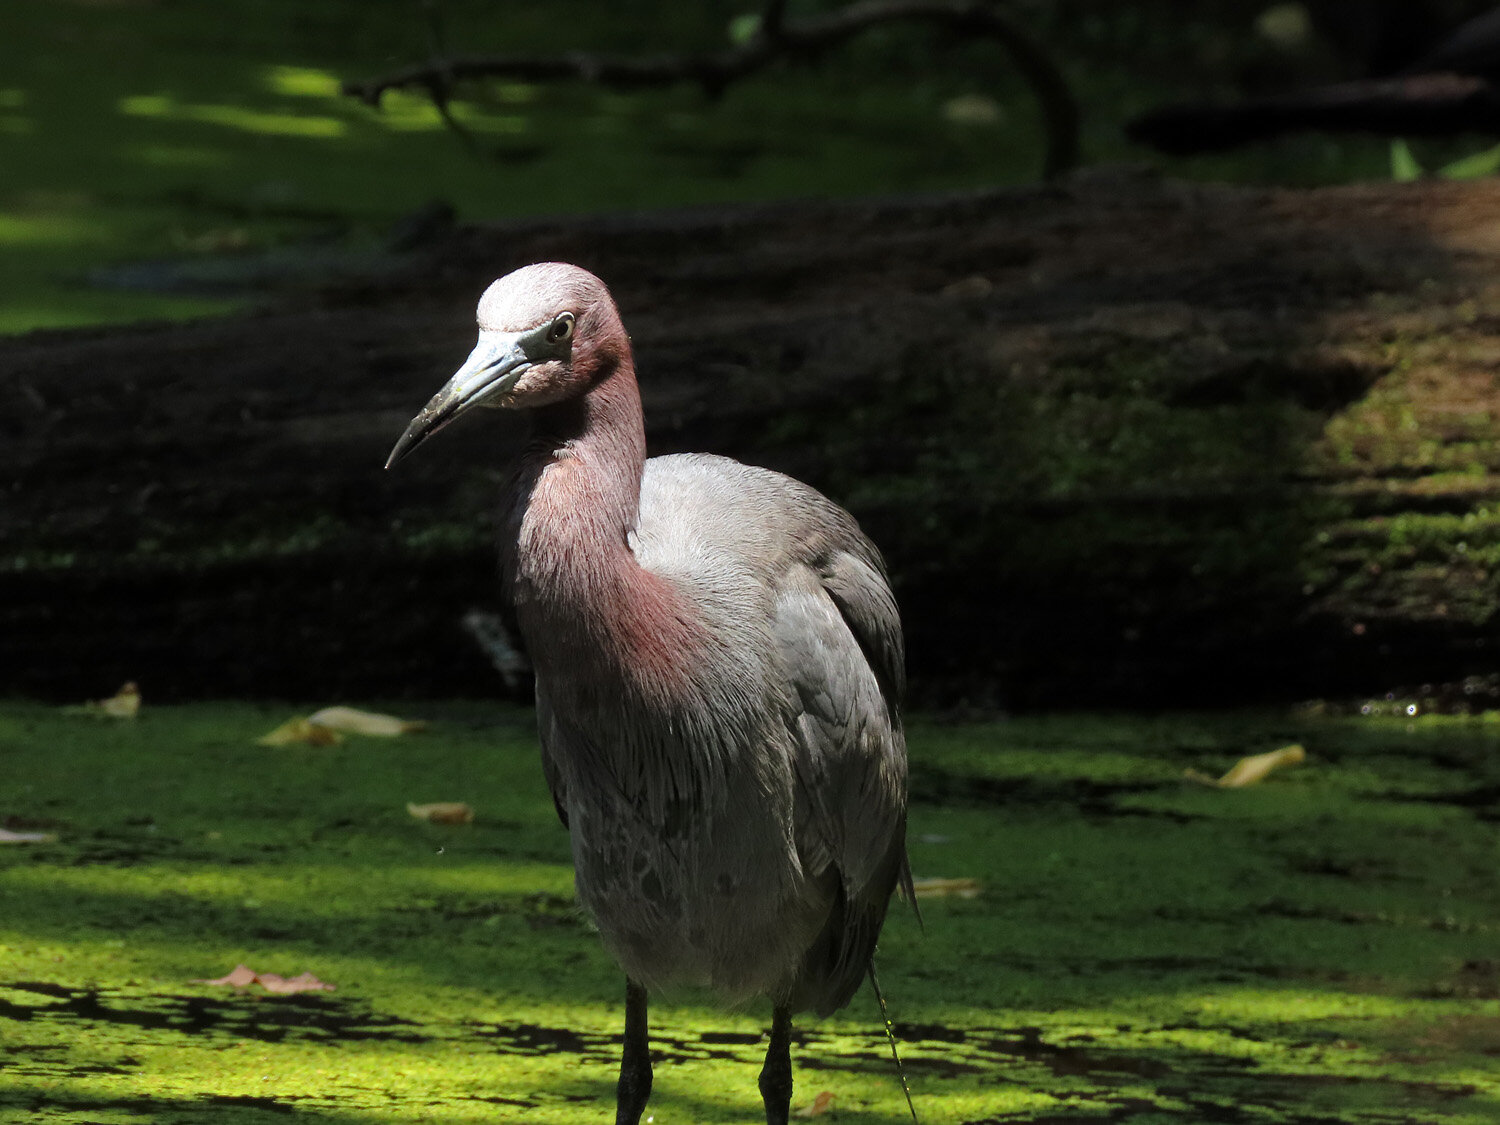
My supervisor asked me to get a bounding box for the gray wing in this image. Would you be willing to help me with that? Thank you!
[620,453,912,1011]
[776,549,911,1016]
[818,545,906,712]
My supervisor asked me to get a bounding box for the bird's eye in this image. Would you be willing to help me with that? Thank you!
[547,313,575,344]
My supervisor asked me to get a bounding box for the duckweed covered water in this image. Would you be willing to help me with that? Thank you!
[2,701,1498,1122]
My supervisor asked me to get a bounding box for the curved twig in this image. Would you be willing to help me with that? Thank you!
[416,0,478,155]
[344,0,1079,178]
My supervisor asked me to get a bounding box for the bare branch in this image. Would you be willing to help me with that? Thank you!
[412,0,479,155]
[344,0,1079,177]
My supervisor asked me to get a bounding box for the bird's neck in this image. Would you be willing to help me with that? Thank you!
[508,358,703,695]
[526,356,647,529]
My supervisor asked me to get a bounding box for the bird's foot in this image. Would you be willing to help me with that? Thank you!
[616,979,653,1125]
[758,1005,793,1125]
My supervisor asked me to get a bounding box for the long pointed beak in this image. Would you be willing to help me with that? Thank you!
[385,332,530,469]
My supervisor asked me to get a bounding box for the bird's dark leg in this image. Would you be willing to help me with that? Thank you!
[616,979,652,1125]
[758,1005,793,1125]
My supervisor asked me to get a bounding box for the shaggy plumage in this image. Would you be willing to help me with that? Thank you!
[388,263,911,1125]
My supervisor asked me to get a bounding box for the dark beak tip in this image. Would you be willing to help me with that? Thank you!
[384,336,522,473]
[384,430,419,471]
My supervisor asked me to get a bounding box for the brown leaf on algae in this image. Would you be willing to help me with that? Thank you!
[194,964,335,994]
[407,802,474,825]
[66,682,140,719]
[910,876,982,899]
[256,717,343,747]
[255,971,336,995]
[795,1091,836,1117]
[1185,744,1307,788]
[0,827,58,845]
[198,963,258,988]
[306,706,427,736]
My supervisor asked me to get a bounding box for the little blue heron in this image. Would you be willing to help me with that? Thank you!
[387,262,913,1125]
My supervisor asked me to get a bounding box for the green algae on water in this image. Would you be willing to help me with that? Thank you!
[2,701,1499,1122]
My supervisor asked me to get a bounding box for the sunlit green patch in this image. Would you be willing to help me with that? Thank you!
[4,703,1500,1121]
[263,65,343,100]
[357,89,531,136]
[0,294,240,335]
[0,211,106,247]
[119,93,348,139]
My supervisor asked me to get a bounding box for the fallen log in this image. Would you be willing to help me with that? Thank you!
[4,169,1499,707]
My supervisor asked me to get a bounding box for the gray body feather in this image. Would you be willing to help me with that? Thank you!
[514,452,908,1015]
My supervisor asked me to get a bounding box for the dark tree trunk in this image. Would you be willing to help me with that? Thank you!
[5,171,1500,708]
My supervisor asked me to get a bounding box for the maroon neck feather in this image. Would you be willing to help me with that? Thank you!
[507,353,707,699]
[527,356,648,532]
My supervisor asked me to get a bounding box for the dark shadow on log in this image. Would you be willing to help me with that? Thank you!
[5,170,1500,707]
[1127,73,1500,155]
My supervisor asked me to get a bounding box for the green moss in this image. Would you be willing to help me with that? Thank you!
[1299,335,1500,625]
[754,309,1500,644]
[4,702,1499,1121]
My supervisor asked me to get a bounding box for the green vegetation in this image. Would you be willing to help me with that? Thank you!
[747,285,1500,655]
[4,701,1498,1122]
[7,7,1498,1117]
[2,0,1470,336]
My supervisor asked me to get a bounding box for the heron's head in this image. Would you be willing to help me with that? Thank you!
[385,262,626,468]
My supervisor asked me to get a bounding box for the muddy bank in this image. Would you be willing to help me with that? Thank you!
[5,170,1500,705]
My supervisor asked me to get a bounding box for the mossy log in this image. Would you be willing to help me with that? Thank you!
[4,170,1500,706]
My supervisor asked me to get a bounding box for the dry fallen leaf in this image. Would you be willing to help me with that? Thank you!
[1185,743,1307,789]
[407,801,474,825]
[0,827,57,845]
[257,706,426,745]
[795,1091,836,1117]
[256,971,336,995]
[307,706,427,736]
[911,876,982,899]
[198,964,258,987]
[257,717,343,747]
[66,682,140,719]
[194,964,335,993]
